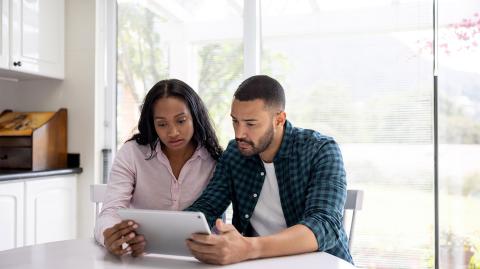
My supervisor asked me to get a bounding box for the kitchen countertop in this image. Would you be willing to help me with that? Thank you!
[0,167,83,182]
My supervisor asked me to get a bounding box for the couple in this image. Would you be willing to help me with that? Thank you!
[94,75,353,265]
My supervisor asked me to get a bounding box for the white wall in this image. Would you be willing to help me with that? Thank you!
[0,81,19,107]
[0,0,98,239]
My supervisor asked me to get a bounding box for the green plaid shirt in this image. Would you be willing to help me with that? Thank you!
[186,120,353,264]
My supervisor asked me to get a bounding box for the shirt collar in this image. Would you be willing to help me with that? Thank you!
[193,145,210,160]
[150,140,210,161]
[273,120,294,161]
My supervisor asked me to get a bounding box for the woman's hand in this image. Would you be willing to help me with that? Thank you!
[103,220,146,257]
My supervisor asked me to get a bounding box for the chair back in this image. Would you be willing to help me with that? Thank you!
[344,189,364,250]
[90,184,107,221]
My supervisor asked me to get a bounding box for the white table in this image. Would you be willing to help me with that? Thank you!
[0,239,356,269]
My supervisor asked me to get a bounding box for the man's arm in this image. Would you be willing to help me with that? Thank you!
[187,220,317,264]
[248,224,318,258]
[297,139,347,251]
[185,144,233,226]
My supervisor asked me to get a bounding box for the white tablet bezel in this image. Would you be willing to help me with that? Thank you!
[117,209,211,256]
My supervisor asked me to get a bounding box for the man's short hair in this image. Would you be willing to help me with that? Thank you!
[234,75,286,110]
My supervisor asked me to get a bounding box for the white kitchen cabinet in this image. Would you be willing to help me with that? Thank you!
[0,0,8,69]
[1,0,64,79]
[0,180,24,251]
[24,175,76,245]
[0,173,77,250]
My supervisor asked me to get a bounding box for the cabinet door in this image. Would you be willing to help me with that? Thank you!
[0,181,24,251]
[10,0,64,78]
[0,0,8,69]
[25,175,76,245]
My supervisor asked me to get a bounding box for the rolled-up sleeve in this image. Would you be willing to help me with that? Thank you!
[298,140,347,251]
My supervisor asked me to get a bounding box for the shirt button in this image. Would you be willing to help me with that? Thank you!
[260,172,265,176]
[244,214,249,219]
[253,193,258,198]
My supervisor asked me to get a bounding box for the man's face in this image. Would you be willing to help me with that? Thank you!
[231,99,275,156]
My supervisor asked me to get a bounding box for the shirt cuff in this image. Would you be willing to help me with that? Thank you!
[94,217,121,247]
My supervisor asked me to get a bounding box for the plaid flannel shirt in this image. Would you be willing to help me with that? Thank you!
[186,120,353,264]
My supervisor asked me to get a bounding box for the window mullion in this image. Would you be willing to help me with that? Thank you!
[243,0,261,78]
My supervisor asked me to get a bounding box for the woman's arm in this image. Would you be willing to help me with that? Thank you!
[94,142,136,246]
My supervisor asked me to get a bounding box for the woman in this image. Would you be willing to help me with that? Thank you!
[94,79,222,257]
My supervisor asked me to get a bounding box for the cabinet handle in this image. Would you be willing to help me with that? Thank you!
[13,61,22,67]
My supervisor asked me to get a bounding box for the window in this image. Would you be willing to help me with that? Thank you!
[116,0,243,146]
[438,0,480,268]
[116,0,170,145]
[114,1,480,268]
[260,0,434,267]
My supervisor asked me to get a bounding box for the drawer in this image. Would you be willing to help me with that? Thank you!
[0,147,32,169]
[0,137,32,147]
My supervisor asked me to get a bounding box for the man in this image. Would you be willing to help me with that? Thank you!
[184,75,352,265]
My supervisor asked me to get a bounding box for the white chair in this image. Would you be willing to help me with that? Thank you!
[344,189,364,250]
[90,184,107,222]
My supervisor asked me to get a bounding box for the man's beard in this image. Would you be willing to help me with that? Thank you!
[236,125,274,156]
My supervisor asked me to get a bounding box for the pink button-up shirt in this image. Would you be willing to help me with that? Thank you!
[94,140,216,246]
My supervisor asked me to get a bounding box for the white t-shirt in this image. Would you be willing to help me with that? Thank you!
[249,161,287,236]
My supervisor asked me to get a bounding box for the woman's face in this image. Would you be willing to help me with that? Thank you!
[152,97,195,152]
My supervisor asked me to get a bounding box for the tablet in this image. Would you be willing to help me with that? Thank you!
[117,209,211,256]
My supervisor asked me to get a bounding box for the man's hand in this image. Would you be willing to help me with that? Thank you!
[103,220,146,257]
[186,219,254,265]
